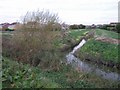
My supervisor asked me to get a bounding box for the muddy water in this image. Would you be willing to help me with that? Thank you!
[66,39,120,81]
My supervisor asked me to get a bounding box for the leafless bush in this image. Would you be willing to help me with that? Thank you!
[3,10,63,68]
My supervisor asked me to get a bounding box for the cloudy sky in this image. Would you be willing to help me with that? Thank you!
[0,0,119,25]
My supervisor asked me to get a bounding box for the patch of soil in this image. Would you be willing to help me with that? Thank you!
[95,36,120,44]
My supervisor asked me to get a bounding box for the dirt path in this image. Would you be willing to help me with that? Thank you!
[95,36,120,45]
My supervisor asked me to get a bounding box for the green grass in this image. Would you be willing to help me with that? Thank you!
[53,29,90,48]
[68,29,90,40]
[68,29,120,39]
[95,29,120,39]
[78,39,119,63]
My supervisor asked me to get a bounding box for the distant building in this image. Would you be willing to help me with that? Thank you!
[8,22,18,30]
[0,22,18,31]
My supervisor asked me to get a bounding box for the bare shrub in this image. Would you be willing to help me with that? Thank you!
[4,10,63,68]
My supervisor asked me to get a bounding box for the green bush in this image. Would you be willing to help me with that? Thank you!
[116,23,120,33]
[5,28,14,31]
[69,24,86,29]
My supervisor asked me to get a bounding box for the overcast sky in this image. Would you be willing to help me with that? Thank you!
[0,0,119,25]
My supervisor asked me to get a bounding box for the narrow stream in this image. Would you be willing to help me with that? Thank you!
[66,39,120,81]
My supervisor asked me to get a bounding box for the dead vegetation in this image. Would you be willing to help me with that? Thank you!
[95,36,120,45]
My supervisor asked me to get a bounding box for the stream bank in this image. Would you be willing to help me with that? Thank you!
[66,39,120,81]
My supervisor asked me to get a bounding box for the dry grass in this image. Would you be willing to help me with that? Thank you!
[95,36,120,45]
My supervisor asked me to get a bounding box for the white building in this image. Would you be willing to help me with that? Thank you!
[8,24,16,30]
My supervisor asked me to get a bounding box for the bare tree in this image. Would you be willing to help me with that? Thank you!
[12,10,61,66]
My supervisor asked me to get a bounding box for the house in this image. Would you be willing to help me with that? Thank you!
[0,22,18,31]
[8,22,18,30]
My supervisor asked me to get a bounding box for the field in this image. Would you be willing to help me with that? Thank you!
[2,29,120,88]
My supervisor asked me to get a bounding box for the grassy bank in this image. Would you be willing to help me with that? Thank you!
[71,29,119,68]
[54,29,90,51]
[2,57,119,88]
[67,29,120,39]
[68,29,90,40]
[75,39,119,64]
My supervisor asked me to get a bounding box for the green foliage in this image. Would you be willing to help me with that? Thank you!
[69,29,119,66]
[3,57,119,88]
[70,24,86,29]
[5,28,14,31]
[2,57,96,88]
[2,57,61,88]
[99,24,108,30]
[78,39,119,63]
